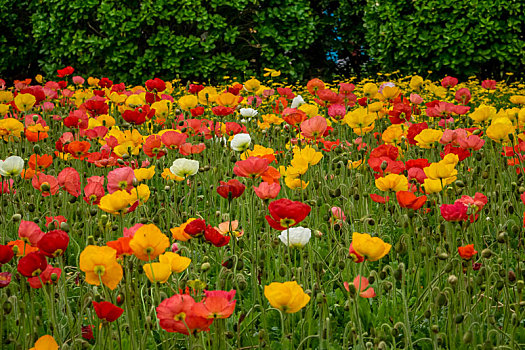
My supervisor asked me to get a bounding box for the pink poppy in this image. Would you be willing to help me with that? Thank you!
[32,173,60,196]
[58,167,81,197]
[344,276,376,298]
[19,220,44,246]
[301,115,328,139]
[253,181,281,200]
[107,167,135,193]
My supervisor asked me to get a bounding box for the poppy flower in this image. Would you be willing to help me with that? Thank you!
[84,181,105,205]
[79,245,123,290]
[300,115,327,139]
[93,301,124,322]
[29,335,58,350]
[0,272,12,288]
[348,243,365,263]
[98,190,139,215]
[18,220,44,246]
[192,290,236,319]
[253,181,281,200]
[58,167,81,197]
[143,135,166,158]
[129,224,170,261]
[204,226,231,247]
[28,265,61,289]
[351,232,391,262]
[28,154,53,170]
[265,198,311,230]
[264,281,310,313]
[45,216,67,229]
[344,276,376,298]
[143,262,172,283]
[145,78,166,92]
[107,167,136,193]
[233,157,270,179]
[370,194,390,203]
[0,156,25,177]
[106,237,133,258]
[458,244,477,260]
[440,202,468,222]
[217,179,245,199]
[184,219,206,237]
[159,252,191,273]
[156,294,213,335]
[0,244,14,265]
[396,191,427,210]
[37,230,69,257]
[82,325,95,340]
[17,251,48,277]
[160,131,187,150]
[57,66,74,77]
[32,173,60,197]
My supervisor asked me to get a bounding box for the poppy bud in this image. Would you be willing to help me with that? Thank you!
[436,293,447,307]
[87,236,95,245]
[382,281,393,292]
[497,232,507,243]
[517,280,524,291]
[200,262,211,272]
[481,248,492,259]
[448,275,458,286]
[481,171,489,179]
[463,330,473,344]
[508,271,516,282]
[424,309,431,319]
[496,280,504,290]
[430,325,439,334]
[3,300,12,315]
[12,214,21,222]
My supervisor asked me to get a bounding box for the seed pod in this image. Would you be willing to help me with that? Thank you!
[455,314,464,324]
[481,248,492,259]
[436,292,447,307]
[448,275,458,286]
[424,309,431,319]
[431,325,439,333]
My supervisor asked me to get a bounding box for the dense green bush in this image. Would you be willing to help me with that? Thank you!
[0,0,523,83]
[364,0,525,78]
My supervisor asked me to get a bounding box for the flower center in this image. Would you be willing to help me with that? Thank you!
[279,218,296,228]
[118,181,128,190]
[94,265,106,275]
[174,312,186,321]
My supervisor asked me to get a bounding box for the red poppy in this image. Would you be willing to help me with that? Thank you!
[57,66,74,77]
[370,194,389,203]
[440,203,468,222]
[82,325,95,340]
[233,157,269,179]
[204,226,231,247]
[348,243,364,263]
[28,265,61,288]
[143,135,166,158]
[188,84,204,94]
[212,106,235,116]
[0,245,14,265]
[92,301,124,322]
[388,102,412,124]
[0,272,12,288]
[17,251,48,277]
[458,244,477,260]
[265,198,311,230]
[66,141,91,159]
[161,131,187,150]
[37,230,69,258]
[281,108,307,126]
[82,96,109,116]
[145,78,166,92]
[106,237,133,258]
[99,77,113,88]
[184,219,207,237]
[179,143,206,156]
[84,182,105,205]
[192,290,236,319]
[122,105,155,125]
[396,191,427,210]
[406,122,428,145]
[217,179,245,200]
[58,167,81,197]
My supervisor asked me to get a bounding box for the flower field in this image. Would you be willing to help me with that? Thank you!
[0,70,525,349]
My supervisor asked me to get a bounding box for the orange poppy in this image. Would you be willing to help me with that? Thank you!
[261,166,281,184]
[67,141,91,159]
[28,154,53,170]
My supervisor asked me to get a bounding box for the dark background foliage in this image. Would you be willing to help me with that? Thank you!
[0,0,523,84]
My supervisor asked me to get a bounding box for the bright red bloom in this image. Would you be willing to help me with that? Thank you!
[388,102,412,124]
[455,88,471,104]
[440,144,470,162]
[0,272,12,288]
[57,66,75,77]
[441,76,458,89]
[18,220,44,246]
[212,106,235,116]
[184,219,207,237]
[145,78,166,92]
[192,290,236,319]
[157,294,213,335]
[82,325,95,340]
[122,105,155,125]
[32,173,60,197]
[307,78,325,96]
[481,80,497,90]
[161,131,187,150]
[458,244,477,260]
[64,109,89,129]
[37,230,69,258]
[233,157,269,179]
[370,194,389,203]
[253,182,281,200]
[204,226,230,247]
[143,135,166,158]
[369,144,399,160]
[407,122,428,145]
[440,202,468,222]
[28,265,61,288]
[348,243,364,263]
[99,77,113,88]
[217,179,245,199]
[58,167,81,197]
[281,108,307,126]
[17,251,48,277]
[84,182,105,205]
[82,96,109,116]
[188,84,204,94]
[179,142,206,156]
[106,237,133,258]
[265,198,311,230]
[396,191,427,210]
[93,301,124,322]
[0,245,14,265]
[28,154,53,170]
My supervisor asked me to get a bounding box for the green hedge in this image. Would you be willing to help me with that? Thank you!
[0,0,523,83]
[364,0,525,78]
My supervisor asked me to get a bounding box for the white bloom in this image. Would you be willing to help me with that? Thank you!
[170,159,199,178]
[278,227,311,248]
[239,108,258,117]
[0,156,24,177]
[230,133,251,152]
[291,95,306,109]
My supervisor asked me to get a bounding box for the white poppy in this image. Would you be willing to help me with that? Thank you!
[170,159,199,178]
[0,156,24,177]
[278,227,311,248]
[230,133,251,152]
[239,108,258,117]
[291,95,306,109]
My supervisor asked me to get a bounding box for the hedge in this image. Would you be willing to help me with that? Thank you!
[0,0,522,84]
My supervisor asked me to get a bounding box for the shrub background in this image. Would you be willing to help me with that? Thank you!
[0,0,523,84]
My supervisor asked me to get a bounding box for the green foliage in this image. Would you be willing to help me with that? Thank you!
[364,0,525,78]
